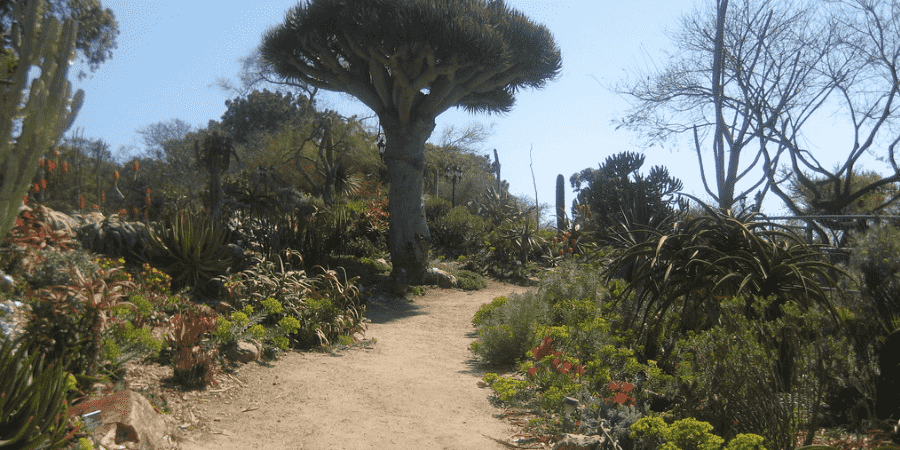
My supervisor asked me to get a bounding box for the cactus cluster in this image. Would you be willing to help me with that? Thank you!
[1,1,84,239]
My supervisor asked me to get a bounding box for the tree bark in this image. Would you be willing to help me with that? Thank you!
[382,116,436,290]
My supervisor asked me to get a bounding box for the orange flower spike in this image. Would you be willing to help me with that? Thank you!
[61,162,69,173]
[133,161,140,172]
[91,204,100,210]
[79,195,86,210]
[100,191,106,203]
[113,170,120,181]
[33,183,40,193]
[40,179,47,189]
[38,158,45,168]
[47,160,56,172]
[53,147,60,158]
[622,383,635,393]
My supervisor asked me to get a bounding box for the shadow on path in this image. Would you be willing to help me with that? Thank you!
[364,293,427,324]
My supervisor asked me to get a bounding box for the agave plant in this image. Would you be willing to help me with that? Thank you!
[604,205,847,340]
[498,217,546,263]
[0,337,75,450]
[145,208,235,293]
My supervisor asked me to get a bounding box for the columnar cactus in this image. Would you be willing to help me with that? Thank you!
[0,1,84,239]
[556,174,565,231]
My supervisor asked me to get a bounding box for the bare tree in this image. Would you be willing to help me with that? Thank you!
[616,0,838,211]
[766,0,900,232]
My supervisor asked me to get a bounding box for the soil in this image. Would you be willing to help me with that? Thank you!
[129,280,534,450]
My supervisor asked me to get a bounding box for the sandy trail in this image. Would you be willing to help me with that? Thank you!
[178,281,530,450]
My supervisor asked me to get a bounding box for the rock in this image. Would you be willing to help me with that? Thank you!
[35,205,79,237]
[0,299,30,343]
[552,434,606,450]
[425,267,457,288]
[69,390,174,450]
[231,340,261,363]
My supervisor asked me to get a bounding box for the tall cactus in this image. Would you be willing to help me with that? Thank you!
[556,174,565,231]
[1,1,84,239]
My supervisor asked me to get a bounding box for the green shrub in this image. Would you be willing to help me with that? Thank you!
[482,373,530,403]
[471,291,551,366]
[24,294,104,389]
[429,205,487,257]
[425,196,452,222]
[473,296,509,327]
[672,296,856,448]
[453,269,486,291]
[630,416,767,450]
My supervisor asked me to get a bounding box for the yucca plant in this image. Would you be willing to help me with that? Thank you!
[145,208,235,293]
[0,337,75,450]
[604,204,846,346]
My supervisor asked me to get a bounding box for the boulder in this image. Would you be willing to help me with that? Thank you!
[552,434,606,450]
[425,267,457,288]
[69,390,174,450]
[228,340,261,363]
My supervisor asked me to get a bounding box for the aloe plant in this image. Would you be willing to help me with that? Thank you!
[0,337,74,450]
[605,205,846,342]
[146,208,235,293]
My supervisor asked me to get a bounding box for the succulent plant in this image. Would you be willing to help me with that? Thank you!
[0,336,75,450]
[145,209,235,293]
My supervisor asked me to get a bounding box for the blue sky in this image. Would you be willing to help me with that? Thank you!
[69,0,846,218]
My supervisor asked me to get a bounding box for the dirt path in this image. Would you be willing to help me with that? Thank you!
[177,281,531,450]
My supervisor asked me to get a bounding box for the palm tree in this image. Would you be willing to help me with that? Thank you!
[259,0,561,288]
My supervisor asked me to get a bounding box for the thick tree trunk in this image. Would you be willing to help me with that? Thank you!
[382,116,436,290]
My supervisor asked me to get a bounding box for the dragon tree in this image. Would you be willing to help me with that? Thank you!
[260,0,561,288]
